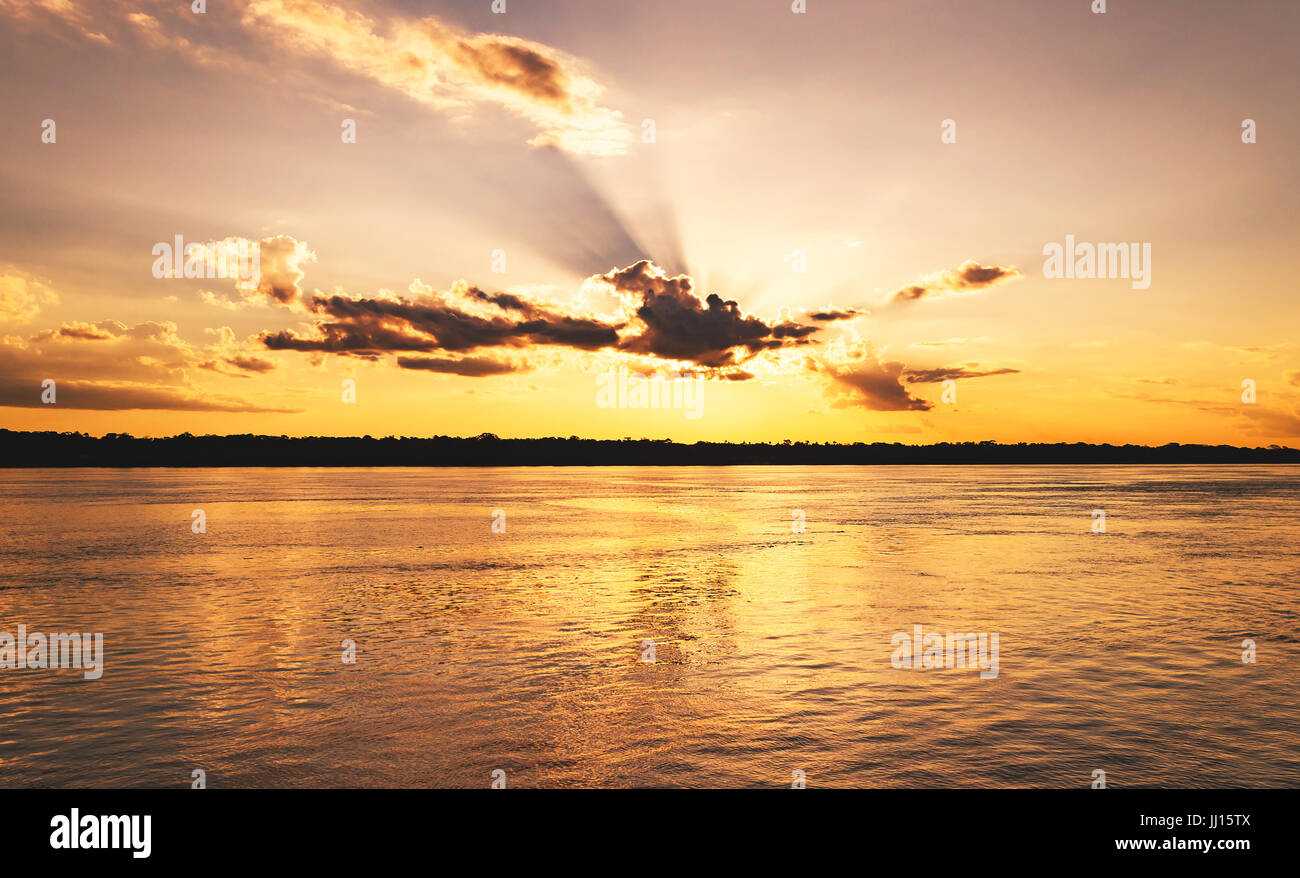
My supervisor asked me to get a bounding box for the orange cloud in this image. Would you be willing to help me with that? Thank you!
[242,0,632,155]
[0,319,293,411]
[887,260,1022,305]
[0,270,59,323]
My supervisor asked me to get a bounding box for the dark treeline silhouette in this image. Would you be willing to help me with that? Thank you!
[1,429,1297,467]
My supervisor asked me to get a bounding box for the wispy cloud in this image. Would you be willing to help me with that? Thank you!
[902,365,1020,383]
[887,260,1022,306]
[243,0,632,155]
[0,317,294,411]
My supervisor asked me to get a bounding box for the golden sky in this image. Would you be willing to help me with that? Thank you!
[1,0,1297,444]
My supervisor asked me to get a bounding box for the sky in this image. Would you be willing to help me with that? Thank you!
[0,0,1297,444]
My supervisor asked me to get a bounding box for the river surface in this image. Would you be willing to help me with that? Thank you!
[1,466,1297,788]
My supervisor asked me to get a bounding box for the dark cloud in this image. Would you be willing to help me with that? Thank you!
[262,290,622,359]
[950,262,1018,288]
[891,285,929,303]
[772,322,820,340]
[0,377,296,412]
[811,353,933,411]
[225,354,277,373]
[195,354,277,376]
[258,261,826,374]
[603,260,819,368]
[441,32,574,110]
[262,320,438,358]
[808,307,863,322]
[397,354,525,376]
[903,366,1020,383]
[888,260,1021,304]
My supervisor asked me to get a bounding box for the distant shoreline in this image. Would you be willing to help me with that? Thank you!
[2,430,1297,467]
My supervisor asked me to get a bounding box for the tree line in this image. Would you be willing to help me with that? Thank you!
[1,429,1297,466]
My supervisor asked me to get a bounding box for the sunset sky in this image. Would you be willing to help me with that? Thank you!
[1,0,1297,444]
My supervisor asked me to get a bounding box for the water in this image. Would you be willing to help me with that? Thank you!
[1,465,1297,788]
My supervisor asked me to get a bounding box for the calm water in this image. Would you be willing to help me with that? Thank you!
[0,466,1297,788]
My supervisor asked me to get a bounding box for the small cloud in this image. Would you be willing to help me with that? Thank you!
[902,365,1019,383]
[397,354,526,376]
[909,337,993,349]
[0,270,59,324]
[55,321,122,342]
[807,306,864,322]
[886,260,1022,305]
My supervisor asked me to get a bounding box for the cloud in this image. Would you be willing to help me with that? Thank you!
[597,260,820,368]
[252,258,829,375]
[0,270,59,323]
[0,0,114,45]
[909,337,994,348]
[242,0,632,155]
[262,281,623,360]
[0,378,293,411]
[902,365,1020,383]
[397,354,526,377]
[199,354,278,377]
[1107,391,1300,439]
[1226,343,1290,359]
[891,285,929,303]
[225,354,277,373]
[193,236,316,309]
[1,1,632,155]
[809,349,932,412]
[250,235,316,305]
[887,260,1022,305]
[0,319,294,411]
[807,307,864,322]
[125,9,225,66]
[53,320,122,341]
[195,326,280,377]
[1241,406,1300,437]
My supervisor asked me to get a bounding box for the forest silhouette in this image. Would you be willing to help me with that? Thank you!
[2,429,1297,466]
